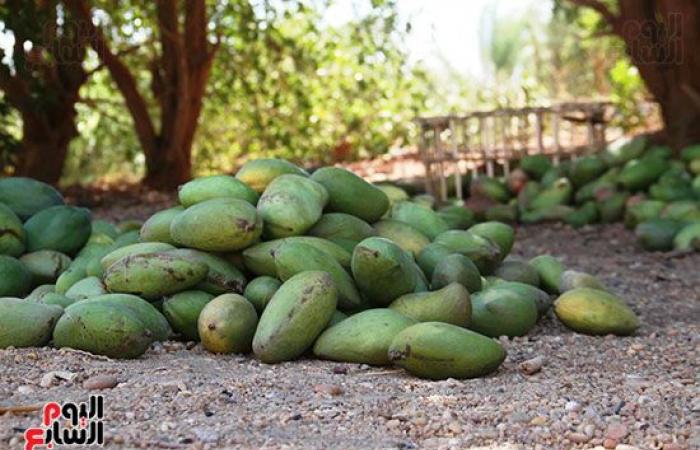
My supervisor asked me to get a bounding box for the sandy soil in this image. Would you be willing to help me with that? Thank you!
[1,223,698,450]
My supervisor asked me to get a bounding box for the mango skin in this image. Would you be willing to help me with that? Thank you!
[243,276,282,313]
[487,280,552,318]
[373,220,430,258]
[468,222,515,259]
[307,213,376,252]
[103,253,208,299]
[171,198,263,252]
[558,270,608,293]
[0,202,26,257]
[388,322,506,380]
[100,242,176,270]
[389,283,471,327]
[351,237,416,306]
[390,201,449,240]
[252,271,337,363]
[493,260,540,287]
[0,177,64,220]
[242,236,351,277]
[554,288,639,336]
[275,242,363,311]
[313,308,416,365]
[310,167,389,223]
[0,255,32,297]
[433,230,502,275]
[23,205,92,256]
[31,292,77,309]
[55,234,114,294]
[416,243,452,279]
[431,254,481,293]
[198,294,258,354]
[19,250,72,285]
[179,175,259,207]
[91,220,119,239]
[163,290,215,341]
[236,158,309,194]
[53,301,153,359]
[65,276,107,300]
[139,207,184,245]
[0,298,64,348]
[470,288,539,338]
[168,248,247,295]
[529,254,565,294]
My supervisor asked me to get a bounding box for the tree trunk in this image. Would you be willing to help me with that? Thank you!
[16,113,77,184]
[142,142,192,190]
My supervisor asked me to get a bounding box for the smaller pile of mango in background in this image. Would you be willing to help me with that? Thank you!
[1,159,639,380]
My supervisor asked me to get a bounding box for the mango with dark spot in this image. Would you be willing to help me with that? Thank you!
[307,213,376,253]
[0,202,25,257]
[252,271,337,363]
[433,230,501,275]
[77,293,171,341]
[242,236,351,277]
[65,276,108,300]
[372,220,430,258]
[163,290,214,341]
[168,248,247,295]
[198,294,258,353]
[351,237,416,306]
[55,233,114,294]
[389,282,471,327]
[388,322,506,380]
[19,250,72,285]
[0,298,63,348]
[468,221,515,260]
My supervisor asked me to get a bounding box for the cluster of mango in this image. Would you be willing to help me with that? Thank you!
[0,161,638,380]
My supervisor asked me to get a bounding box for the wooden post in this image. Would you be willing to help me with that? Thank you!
[552,107,561,165]
[419,122,433,196]
[449,119,463,200]
[434,124,448,202]
[535,110,544,156]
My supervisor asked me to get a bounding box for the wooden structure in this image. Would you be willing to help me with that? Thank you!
[417,101,613,200]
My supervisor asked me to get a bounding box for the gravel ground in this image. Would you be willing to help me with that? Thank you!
[1,223,698,450]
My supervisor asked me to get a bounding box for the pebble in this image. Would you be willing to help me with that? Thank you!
[17,385,35,394]
[313,384,343,396]
[530,416,548,426]
[603,438,619,449]
[606,423,629,441]
[519,356,544,375]
[83,374,119,390]
[40,370,76,388]
[565,400,581,412]
[568,432,591,444]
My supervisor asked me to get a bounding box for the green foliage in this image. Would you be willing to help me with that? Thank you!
[0,96,19,176]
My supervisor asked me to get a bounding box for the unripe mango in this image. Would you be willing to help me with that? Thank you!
[390,201,449,240]
[0,255,32,297]
[310,167,389,223]
[257,175,327,238]
[242,236,351,277]
[431,254,481,293]
[0,203,25,257]
[0,298,63,348]
[0,177,64,220]
[91,220,119,239]
[163,290,214,341]
[179,175,259,207]
[416,243,452,279]
[486,280,552,318]
[528,254,565,294]
[168,248,247,295]
[437,205,476,230]
[19,250,72,285]
[351,237,416,306]
[23,205,92,256]
[55,235,114,294]
[468,222,515,259]
[139,207,184,245]
[493,260,540,287]
[554,288,639,336]
[389,283,471,326]
[559,270,608,293]
[198,294,258,354]
[243,276,281,313]
[65,276,107,300]
[236,158,309,194]
[101,242,176,270]
[433,230,501,274]
[307,213,376,252]
[373,220,430,258]
[78,294,171,341]
[470,288,538,337]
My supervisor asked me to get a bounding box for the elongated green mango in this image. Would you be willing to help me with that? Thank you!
[31,292,76,309]
[101,242,176,270]
[486,280,552,317]
[23,205,92,256]
[0,203,25,257]
[673,222,700,251]
[163,290,214,341]
[469,288,538,337]
[307,213,376,252]
[26,284,56,302]
[235,158,308,194]
[373,220,430,258]
[376,184,409,208]
[0,255,32,297]
[388,322,506,380]
[559,270,608,293]
[91,220,119,239]
[528,254,565,294]
[0,298,63,348]
[179,175,259,207]
[431,254,481,293]
[168,248,247,295]
[65,276,107,300]
[554,288,639,336]
[313,308,416,365]
[171,198,262,252]
[351,237,416,306]
[416,243,452,279]
[433,230,501,274]
[19,250,71,285]
[0,177,64,220]
[103,253,208,299]
[437,205,476,230]
[55,234,114,294]
[564,201,599,228]
[468,222,515,259]
[253,271,337,363]
[493,260,540,287]
[275,242,363,311]
[242,236,351,277]
[198,294,258,353]
[139,207,184,244]
[389,283,471,326]
[529,178,572,210]
[635,218,684,251]
[390,201,449,240]
[243,276,281,313]
[77,293,171,341]
[310,167,389,223]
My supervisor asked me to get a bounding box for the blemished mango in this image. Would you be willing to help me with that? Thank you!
[139,207,184,245]
[493,260,540,287]
[528,254,565,294]
[236,158,309,194]
[486,280,552,318]
[416,243,452,279]
[0,298,63,348]
[23,205,92,256]
[310,167,389,222]
[468,222,515,259]
[168,248,247,295]
[65,276,107,300]
[558,270,608,293]
[171,198,262,252]
[431,254,482,293]
[554,288,639,336]
[433,230,501,274]
[242,236,351,277]
[437,205,476,230]
[252,271,337,363]
[388,322,506,380]
[469,288,538,338]
[103,253,208,299]
[372,220,430,258]
[0,203,25,257]
[313,308,416,365]
[178,175,259,207]
[389,283,471,327]
[307,213,376,252]
[101,242,177,270]
[55,234,114,294]
[390,201,449,240]
[243,276,282,313]
[31,292,77,309]
[0,177,64,220]
[19,250,71,285]
[162,290,214,341]
[0,255,32,297]
[198,294,258,354]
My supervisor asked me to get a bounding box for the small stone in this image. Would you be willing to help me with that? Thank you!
[565,400,581,412]
[567,432,590,444]
[530,416,548,426]
[662,444,682,450]
[448,422,462,434]
[603,438,618,449]
[17,385,35,394]
[83,374,118,390]
[331,366,348,375]
[314,384,344,396]
[510,411,530,423]
[606,423,628,441]
[519,356,544,375]
[193,428,219,443]
[40,370,76,388]
[387,419,401,429]
[412,417,428,427]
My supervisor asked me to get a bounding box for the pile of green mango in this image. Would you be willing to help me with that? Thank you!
[0,159,639,380]
[438,137,700,253]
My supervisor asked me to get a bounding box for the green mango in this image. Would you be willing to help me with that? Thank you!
[168,248,247,295]
[32,292,76,309]
[242,236,351,277]
[327,310,348,328]
[493,260,540,286]
[564,201,599,228]
[673,223,700,251]
[23,205,92,256]
[311,167,390,223]
[680,144,700,162]
[163,290,215,341]
[198,294,258,354]
[431,254,481,293]
[661,201,700,222]
[0,203,25,257]
[470,177,511,203]
[416,243,451,279]
[617,157,669,191]
[19,250,71,284]
[559,270,608,293]
[390,201,449,240]
[313,308,416,365]
[519,154,552,180]
[55,234,114,294]
[540,167,565,187]
[78,293,171,341]
[179,175,259,207]
[484,204,518,223]
[528,254,565,294]
[693,175,700,197]
[635,219,684,251]
[235,158,308,194]
[275,242,363,311]
[486,280,552,318]
[468,221,515,259]
[243,276,282,313]
[139,207,184,245]
[350,237,416,307]
[569,156,607,187]
[597,192,629,223]
[389,283,471,327]
[410,259,430,292]
[624,200,665,229]
[575,179,616,204]
[171,198,262,252]
[91,220,119,239]
[0,177,64,220]
[517,181,541,213]
[257,174,327,239]
[53,301,154,358]
[113,230,140,247]
[103,253,208,299]
[252,271,337,363]
[411,194,436,209]
[529,178,572,210]
[388,322,506,380]
[469,288,538,338]
[372,219,430,258]
[437,205,476,229]
[376,184,410,208]
[602,135,647,166]
[307,213,376,252]
[117,220,143,234]
[0,298,63,348]
[521,205,576,224]
[433,230,501,275]
[65,276,107,300]
[649,181,695,202]
[26,284,56,302]
[100,242,176,270]
[554,288,639,336]
[0,255,32,297]
[643,145,672,160]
